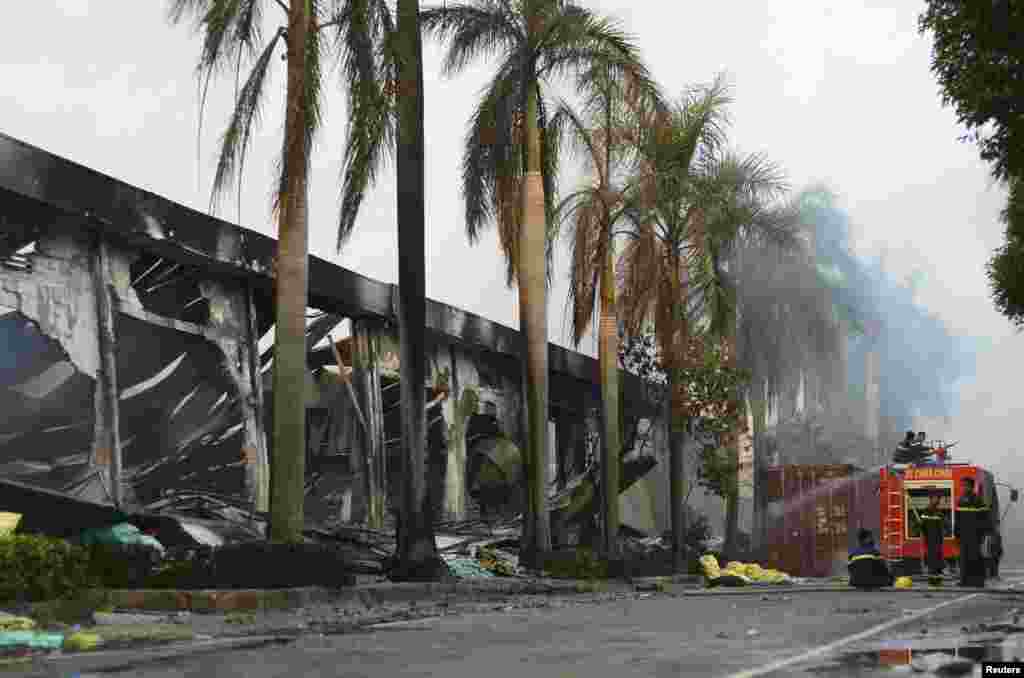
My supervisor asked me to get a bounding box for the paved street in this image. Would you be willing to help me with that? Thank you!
[32,576,1024,678]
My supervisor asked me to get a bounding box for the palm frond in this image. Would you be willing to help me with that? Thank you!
[209,28,285,211]
[420,2,523,76]
[538,86,561,287]
[617,222,664,338]
[461,56,526,283]
[334,0,397,248]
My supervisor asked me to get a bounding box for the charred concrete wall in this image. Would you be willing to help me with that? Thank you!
[0,225,266,516]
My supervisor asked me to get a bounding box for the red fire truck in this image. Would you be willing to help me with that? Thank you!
[879,442,1007,575]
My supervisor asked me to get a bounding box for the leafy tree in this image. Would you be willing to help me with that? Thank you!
[987,176,1024,328]
[919,1,1024,328]
[918,0,1024,183]
[619,330,751,536]
[420,0,656,569]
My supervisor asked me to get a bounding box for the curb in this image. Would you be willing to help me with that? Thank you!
[91,577,689,613]
[86,577,1019,611]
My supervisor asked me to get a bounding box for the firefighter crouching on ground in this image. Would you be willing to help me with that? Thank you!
[955,476,991,587]
[919,489,947,578]
[848,528,895,589]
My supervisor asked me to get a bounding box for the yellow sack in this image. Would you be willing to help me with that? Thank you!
[63,632,101,652]
[0,513,21,537]
[699,554,721,579]
[894,576,913,589]
[0,615,35,632]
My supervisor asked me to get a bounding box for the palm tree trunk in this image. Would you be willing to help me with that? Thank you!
[658,261,687,573]
[519,83,552,570]
[598,246,621,560]
[392,0,444,581]
[268,0,312,544]
[723,332,740,560]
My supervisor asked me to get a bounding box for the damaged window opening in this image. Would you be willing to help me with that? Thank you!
[129,254,210,326]
[0,309,98,499]
[113,313,247,508]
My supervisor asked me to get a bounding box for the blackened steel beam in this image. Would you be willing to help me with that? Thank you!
[0,132,651,406]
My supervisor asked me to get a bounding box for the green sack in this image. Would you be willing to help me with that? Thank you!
[76,523,163,551]
[0,631,65,650]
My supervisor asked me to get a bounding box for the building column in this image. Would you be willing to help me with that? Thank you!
[90,234,123,509]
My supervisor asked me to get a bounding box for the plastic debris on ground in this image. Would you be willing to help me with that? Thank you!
[63,632,101,652]
[0,631,65,652]
[700,554,794,587]
[0,613,35,632]
[74,522,165,554]
[0,513,21,537]
[445,557,496,578]
[475,545,521,577]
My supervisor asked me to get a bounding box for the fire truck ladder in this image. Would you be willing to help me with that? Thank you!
[883,489,903,562]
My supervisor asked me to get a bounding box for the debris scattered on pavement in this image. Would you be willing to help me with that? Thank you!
[910,651,976,676]
[446,557,495,578]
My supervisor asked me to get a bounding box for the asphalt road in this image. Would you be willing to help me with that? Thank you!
[40,576,1024,678]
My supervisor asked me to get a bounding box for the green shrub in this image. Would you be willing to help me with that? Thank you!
[85,543,163,589]
[0,534,98,604]
[543,548,609,580]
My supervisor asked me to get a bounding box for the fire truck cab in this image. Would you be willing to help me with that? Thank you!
[879,447,999,576]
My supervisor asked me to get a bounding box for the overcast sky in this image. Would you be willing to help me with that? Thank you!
[2,2,1022,519]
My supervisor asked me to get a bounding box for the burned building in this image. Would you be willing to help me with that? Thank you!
[0,132,666,539]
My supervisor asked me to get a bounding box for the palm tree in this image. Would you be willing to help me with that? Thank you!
[169,0,323,543]
[319,0,445,579]
[552,67,664,558]
[617,75,792,571]
[420,0,656,569]
[687,169,803,558]
[170,1,445,578]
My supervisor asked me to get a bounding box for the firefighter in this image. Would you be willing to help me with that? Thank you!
[918,489,947,577]
[955,476,991,587]
[986,527,1004,580]
[848,528,895,589]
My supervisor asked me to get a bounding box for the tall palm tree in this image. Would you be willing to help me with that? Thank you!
[320,0,445,579]
[552,67,664,558]
[170,1,445,578]
[617,76,791,571]
[687,168,803,558]
[420,0,656,569]
[169,0,323,543]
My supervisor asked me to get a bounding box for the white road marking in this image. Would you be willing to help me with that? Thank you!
[724,580,1023,678]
